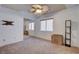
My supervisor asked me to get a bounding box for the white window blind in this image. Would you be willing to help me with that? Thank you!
[40,19,53,31]
[40,21,46,31]
[29,22,34,30]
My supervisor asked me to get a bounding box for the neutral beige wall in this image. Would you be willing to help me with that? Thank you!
[53,6,79,47]
[0,6,23,47]
[26,6,79,47]
[28,16,54,40]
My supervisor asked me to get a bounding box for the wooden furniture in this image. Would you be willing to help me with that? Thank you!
[24,31,29,35]
[65,20,71,47]
[51,34,63,45]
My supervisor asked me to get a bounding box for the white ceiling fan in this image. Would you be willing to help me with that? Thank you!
[31,4,48,14]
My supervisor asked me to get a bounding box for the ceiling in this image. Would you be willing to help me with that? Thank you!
[0,4,78,19]
[1,4,66,13]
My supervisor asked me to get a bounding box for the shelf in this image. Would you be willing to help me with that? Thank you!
[65,44,71,47]
[65,32,70,34]
[65,26,71,28]
[65,38,71,40]
[65,20,71,47]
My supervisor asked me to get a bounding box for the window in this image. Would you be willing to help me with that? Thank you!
[47,20,53,31]
[40,21,46,31]
[29,22,34,30]
[40,19,53,31]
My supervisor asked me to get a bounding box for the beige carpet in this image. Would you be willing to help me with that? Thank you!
[0,36,79,54]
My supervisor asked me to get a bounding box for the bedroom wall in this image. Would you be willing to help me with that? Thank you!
[28,16,54,40]
[53,6,79,47]
[0,6,23,47]
[28,6,79,47]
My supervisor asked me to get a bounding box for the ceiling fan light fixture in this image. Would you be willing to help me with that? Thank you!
[42,6,48,12]
[31,4,48,14]
[35,9,42,14]
[32,4,42,10]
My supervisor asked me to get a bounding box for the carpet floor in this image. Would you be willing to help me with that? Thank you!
[0,36,79,54]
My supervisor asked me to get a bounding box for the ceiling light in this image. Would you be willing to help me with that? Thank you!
[35,9,42,14]
[31,4,48,14]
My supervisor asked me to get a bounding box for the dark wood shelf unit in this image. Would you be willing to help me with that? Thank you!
[65,20,71,47]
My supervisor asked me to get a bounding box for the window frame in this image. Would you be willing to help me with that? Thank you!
[29,22,34,31]
[40,18,53,32]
